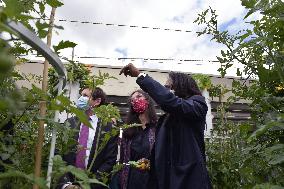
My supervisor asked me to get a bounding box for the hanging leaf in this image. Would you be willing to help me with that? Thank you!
[46,0,64,8]
[54,25,64,30]
[53,40,77,54]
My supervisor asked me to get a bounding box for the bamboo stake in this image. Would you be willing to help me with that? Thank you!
[33,7,56,189]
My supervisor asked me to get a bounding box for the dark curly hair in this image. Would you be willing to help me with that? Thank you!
[169,72,201,98]
[91,87,107,106]
[123,90,157,139]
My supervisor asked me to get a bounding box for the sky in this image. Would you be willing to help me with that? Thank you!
[43,0,250,76]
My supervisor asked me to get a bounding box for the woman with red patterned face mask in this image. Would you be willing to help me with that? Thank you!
[131,96,149,114]
[119,64,212,189]
[111,90,157,189]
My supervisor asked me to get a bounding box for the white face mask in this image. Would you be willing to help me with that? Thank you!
[76,96,90,110]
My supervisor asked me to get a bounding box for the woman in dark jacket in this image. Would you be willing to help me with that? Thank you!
[120,64,212,189]
[119,90,158,189]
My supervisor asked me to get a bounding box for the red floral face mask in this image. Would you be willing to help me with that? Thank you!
[131,98,149,113]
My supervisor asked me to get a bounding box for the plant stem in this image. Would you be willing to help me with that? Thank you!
[33,7,56,189]
[87,123,102,173]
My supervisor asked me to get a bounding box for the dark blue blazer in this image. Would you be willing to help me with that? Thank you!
[137,75,211,189]
[56,116,118,189]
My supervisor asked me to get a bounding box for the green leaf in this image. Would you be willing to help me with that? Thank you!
[65,165,89,181]
[53,40,77,53]
[241,0,257,9]
[31,84,48,100]
[239,123,252,137]
[192,74,212,90]
[268,150,284,165]
[221,50,226,57]
[236,68,242,76]
[54,25,64,30]
[253,183,284,189]
[0,170,47,188]
[46,0,64,8]
[35,21,49,31]
[0,153,10,161]
[11,71,24,80]
[216,56,225,63]
[35,21,49,38]
[265,144,284,152]
[217,67,226,77]
[70,107,92,128]
[3,0,25,17]
[38,29,48,38]
[239,30,252,42]
[39,2,45,14]
[244,9,255,19]
[89,178,108,187]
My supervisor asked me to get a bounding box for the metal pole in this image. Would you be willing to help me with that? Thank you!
[46,77,64,188]
[33,7,57,189]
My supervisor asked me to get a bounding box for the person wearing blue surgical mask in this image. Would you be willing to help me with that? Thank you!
[76,88,92,110]
[57,87,118,189]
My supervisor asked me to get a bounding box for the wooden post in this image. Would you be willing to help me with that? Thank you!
[33,7,56,189]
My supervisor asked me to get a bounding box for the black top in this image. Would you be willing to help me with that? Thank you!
[119,123,156,189]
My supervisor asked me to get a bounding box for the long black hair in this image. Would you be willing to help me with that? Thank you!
[123,90,157,139]
[169,72,202,98]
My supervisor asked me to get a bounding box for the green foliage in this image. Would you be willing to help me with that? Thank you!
[253,183,284,189]
[0,169,48,188]
[87,104,121,173]
[1,0,282,188]
[192,74,212,90]
[48,63,91,96]
[196,0,284,188]
[52,155,107,189]
[85,70,118,90]
[50,94,91,128]
[208,84,230,101]
[2,0,33,19]
[0,0,119,187]
[206,96,284,188]
[94,104,120,126]
[48,63,117,100]
[36,20,49,38]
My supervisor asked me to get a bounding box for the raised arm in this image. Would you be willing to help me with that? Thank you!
[137,75,207,119]
[119,63,207,120]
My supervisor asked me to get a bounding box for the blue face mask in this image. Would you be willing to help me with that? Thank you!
[76,96,90,110]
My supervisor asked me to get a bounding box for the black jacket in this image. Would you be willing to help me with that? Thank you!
[56,116,118,189]
[119,124,156,189]
[137,75,212,189]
